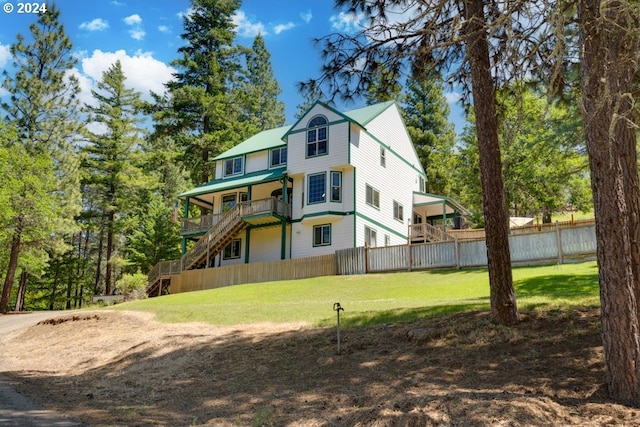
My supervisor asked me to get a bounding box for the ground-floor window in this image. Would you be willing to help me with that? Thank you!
[313,224,332,247]
[223,239,241,259]
[365,225,377,247]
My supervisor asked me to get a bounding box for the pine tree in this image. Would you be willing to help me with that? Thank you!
[168,0,244,185]
[240,34,286,131]
[83,60,147,295]
[0,5,83,311]
[402,69,457,196]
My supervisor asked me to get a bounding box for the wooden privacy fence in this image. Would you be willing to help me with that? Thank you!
[170,253,337,294]
[336,224,597,274]
[166,223,596,294]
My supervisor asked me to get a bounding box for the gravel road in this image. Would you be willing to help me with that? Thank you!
[0,312,85,426]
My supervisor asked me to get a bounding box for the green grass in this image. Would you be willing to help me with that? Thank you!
[111,261,600,327]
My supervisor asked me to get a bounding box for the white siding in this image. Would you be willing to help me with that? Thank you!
[245,151,268,174]
[289,103,346,133]
[350,116,417,245]
[291,216,353,258]
[287,120,349,176]
[248,225,290,262]
[364,104,423,173]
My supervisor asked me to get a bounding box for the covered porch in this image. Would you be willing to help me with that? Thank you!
[410,192,469,243]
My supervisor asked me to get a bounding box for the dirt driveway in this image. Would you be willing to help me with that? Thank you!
[0,311,85,426]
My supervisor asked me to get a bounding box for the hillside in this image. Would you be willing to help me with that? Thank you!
[1,307,639,426]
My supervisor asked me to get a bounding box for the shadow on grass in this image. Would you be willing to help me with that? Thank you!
[5,306,632,427]
[515,273,599,299]
[317,302,490,328]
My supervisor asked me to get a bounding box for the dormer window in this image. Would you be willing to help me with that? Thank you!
[306,116,328,157]
[270,146,287,168]
[224,156,243,177]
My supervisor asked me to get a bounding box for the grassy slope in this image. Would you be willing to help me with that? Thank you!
[114,261,599,327]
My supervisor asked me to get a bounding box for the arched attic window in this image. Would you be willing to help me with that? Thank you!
[306,115,328,157]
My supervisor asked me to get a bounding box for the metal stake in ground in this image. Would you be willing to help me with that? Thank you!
[333,302,344,355]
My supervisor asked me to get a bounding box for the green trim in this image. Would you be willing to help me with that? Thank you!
[363,128,426,177]
[287,118,349,137]
[242,212,288,223]
[244,228,251,264]
[291,210,354,223]
[355,211,406,240]
[353,167,357,247]
[281,218,287,259]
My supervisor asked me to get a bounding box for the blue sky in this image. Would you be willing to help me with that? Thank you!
[0,0,464,131]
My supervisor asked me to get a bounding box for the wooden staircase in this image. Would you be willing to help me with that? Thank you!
[181,202,248,270]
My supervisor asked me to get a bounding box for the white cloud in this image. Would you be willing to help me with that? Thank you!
[158,25,170,34]
[78,49,175,104]
[300,10,312,23]
[123,14,145,40]
[274,22,295,35]
[79,18,109,32]
[123,14,142,26]
[0,43,11,68]
[330,11,366,33]
[129,29,146,40]
[445,92,461,104]
[232,11,267,37]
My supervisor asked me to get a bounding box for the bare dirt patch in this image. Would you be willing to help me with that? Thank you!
[0,307,638,426]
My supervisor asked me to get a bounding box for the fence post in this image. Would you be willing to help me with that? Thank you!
[555,221,563,265]
[454,235,460,269]
[364,243,370,274]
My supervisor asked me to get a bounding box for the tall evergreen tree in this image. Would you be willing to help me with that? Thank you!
[83,60,147,295]
[168,0,244,185]
[240,34,286,131]
[402,69,457,196]
[0,5,83,310]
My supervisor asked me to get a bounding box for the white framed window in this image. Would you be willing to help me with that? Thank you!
[224,157,243,177]
[306,116,328,157]
[313,224,331,247]
[393,200,404,222]
[307,172,326,204]
[366,184,380,209]
[385,234,391,246]
[270,146,287,168]
[365,225,377,247]
[330,171,342,202]
[380,146,386,167]
[419,175,426,193]
[223,239,241,259]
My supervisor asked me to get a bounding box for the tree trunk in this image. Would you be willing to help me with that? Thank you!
[14,271,27,312]
[105,210,115,295]
[94,221,105,295]
[463,0,518,326]
[0,225,23,314]
[579,0,640,406]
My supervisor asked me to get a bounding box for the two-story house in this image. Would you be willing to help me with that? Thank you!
[175,100,466,272]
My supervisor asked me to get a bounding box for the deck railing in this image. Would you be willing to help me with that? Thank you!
[409,223,451,242]
[146,259,182,290]
[181,213,224,234]
[180,197,290,271]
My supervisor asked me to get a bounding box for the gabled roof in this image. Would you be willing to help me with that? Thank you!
[213,125,291,161]
[179,167,286,199]
[342,100,396,127]
[283,100,397,139]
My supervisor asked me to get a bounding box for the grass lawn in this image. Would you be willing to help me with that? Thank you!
[113,261,600,327]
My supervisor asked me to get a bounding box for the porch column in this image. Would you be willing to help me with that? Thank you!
[181,199,190,255]
[244,228,251,264]
[280,219,287,260]
[282,174,288,203]
[442,200,447,233]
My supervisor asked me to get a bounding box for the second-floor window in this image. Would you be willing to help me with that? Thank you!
[330,171,342,202]
[366,184,380,209]
[224,156,243,177]
[393,200,404,222]
[308,172,326,204]
[270,146,287,168]
[307,116,328,157]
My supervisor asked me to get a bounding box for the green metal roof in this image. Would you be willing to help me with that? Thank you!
[213,125,291,161]
[343,100,396,127]
[179,167,286,199]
